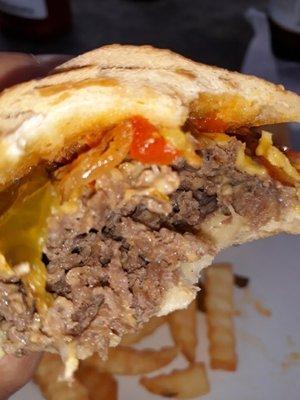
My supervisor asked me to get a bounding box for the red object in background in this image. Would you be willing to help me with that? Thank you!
[0,0,71,40]
[130,116,180,165]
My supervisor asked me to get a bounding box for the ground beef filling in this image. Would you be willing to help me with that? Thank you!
[0,138,294,356]
[43,189,203,355]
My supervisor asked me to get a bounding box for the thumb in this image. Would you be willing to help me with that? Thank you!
[0,53,70,91]
[0,352,41,400]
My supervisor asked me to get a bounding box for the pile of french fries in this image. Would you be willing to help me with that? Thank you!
[34,263,238,399]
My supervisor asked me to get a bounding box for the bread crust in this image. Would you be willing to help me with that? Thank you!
[0,45,299,359]
[0,44,299,189]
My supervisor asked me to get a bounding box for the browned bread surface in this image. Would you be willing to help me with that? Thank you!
[0,44,299,189]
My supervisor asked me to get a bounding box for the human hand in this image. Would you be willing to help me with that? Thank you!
[0,52,69,399]
[0,52,69,91]
[0,353,41,399]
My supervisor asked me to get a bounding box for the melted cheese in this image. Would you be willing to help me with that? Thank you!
[256,131,300,183]
[0,176,58,313]
[160,128,202,168]
[0,254,15,279]
[235,131,300,184]
[60,341,79,380]
[235,144,267,177]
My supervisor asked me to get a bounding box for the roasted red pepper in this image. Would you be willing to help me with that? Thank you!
[258,156,295,186]
[130,116,179,164]
[286,150,300,172]
[189,116,228,133]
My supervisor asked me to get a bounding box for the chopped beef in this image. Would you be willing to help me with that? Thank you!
[128,204,163,230]
[231,179,281,225]
[0,282,35,354]
[0,137,296,358]
[44,207,201,335]
[171,149,283,228]
[168,189,217,231]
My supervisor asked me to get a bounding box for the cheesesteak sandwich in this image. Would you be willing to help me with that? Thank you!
[0,45,299,374]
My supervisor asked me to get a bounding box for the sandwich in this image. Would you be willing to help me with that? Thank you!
[0,45,299,374]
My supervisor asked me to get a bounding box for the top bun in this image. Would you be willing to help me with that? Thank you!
[0,44,299,189]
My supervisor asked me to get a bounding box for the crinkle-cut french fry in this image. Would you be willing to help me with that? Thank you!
[34,353,89,400]
[204,263,238,371]
[76,364,117,400]
[168,300,197,362]
[121,316,165,345]
[84,345,178,375]
[140,362,210,399]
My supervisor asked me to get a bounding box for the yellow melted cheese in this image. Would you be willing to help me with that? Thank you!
[0,173,58,313]
[235,144,267,177]
[256,131,300,183]
[0,254,15,279]
[160,128,203,168]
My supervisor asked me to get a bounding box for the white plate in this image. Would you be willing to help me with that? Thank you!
[12,233,300,400]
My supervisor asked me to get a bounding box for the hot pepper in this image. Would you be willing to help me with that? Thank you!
[130,116,180,165]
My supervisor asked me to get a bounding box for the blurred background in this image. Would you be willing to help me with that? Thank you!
[0,0,263,70]
[0,0,298,70]
[0,0,298,145]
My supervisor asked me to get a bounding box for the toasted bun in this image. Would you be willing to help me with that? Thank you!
[0,44,299,190]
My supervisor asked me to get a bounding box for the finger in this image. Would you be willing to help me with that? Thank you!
[30,54,72,75]
[0,352,41,400]
[0,53,71,91]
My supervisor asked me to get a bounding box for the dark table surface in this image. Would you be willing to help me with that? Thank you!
[0,0,267,71]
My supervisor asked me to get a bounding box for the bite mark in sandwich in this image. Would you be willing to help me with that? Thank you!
[0,45,299,375]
